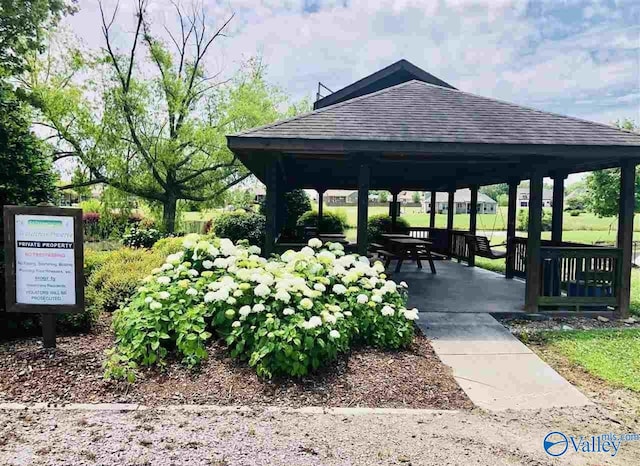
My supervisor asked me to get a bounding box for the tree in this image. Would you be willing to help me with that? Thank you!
[378,191,388,203]
[411,191,421,203]
[480,183,508,202]
[0,0,70,210]
[0,83,57,208]
[0,0,75,76]
[585,120,640,217]
[30,1,292,232]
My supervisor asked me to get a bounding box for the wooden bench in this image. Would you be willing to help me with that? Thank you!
[377,249,400,269]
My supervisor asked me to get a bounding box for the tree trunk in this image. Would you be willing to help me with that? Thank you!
[163,197,177,233]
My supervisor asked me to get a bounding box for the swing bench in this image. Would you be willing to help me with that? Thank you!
[465,235,507,260]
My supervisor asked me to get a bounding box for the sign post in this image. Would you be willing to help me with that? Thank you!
[3,206,84,348]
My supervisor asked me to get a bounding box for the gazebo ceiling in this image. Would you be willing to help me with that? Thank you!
[227,63,640,191]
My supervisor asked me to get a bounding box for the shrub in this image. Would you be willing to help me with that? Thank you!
[297,210,346,234]
[260,189,312,232]
[517,209,552,231]
[83,212,102,240]
[84,249,112,280]
[367,214,410,244]
[152,236,186,257]
[122,225,163,249]
[212,211,265,246]
[104,236,418,382]
[86,248,165,315]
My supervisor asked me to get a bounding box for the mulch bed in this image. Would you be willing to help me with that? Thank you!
[0,315,472,410]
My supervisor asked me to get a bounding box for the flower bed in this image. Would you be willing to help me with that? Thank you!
[105,236,419,381]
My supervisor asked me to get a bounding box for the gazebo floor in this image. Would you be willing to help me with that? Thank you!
[393,260,525,314]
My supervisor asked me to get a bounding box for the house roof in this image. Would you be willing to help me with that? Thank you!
[232,80,640,147]
[432,189,497,204]
[325,189,356,197]
[313,59,455,109]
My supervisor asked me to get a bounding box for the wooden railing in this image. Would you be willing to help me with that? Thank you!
[407,227,471,262]
[512,237,606,279]
[538,247,622,310]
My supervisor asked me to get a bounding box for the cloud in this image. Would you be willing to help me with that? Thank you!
[65,0,639,124]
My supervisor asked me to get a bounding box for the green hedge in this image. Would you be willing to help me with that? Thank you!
[212,211,265,246]
[367,214,410,244]
[297,210,347,234]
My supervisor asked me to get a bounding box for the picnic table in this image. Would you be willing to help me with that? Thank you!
[318,233,348,244]
[380,237,437,274]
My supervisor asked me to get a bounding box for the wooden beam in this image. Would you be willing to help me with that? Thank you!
[617,160,636,317]
[264,161,278,256]
[468,185,479,267]
[505,181,518,279]
[525,176,544,312]
[357,164,370,255]
[391,191,399,232]
[551,175,565,243]
[429,191,437,228]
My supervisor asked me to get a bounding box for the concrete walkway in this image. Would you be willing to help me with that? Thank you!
[417,312,592,411]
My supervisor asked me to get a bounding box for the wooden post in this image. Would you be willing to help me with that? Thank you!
[42,314,56,348]
[505,181,518,279]
[446,190,455,259]
[357,164,370,256]
[525,176,543,312]
[468,185,478,267]
[617,160,636,317]
[264,161,278,256]
[551,175,565,243]
[447,191,455,230]
[391,191,399,232]
[429,191,436,228]
[317,189,325,230]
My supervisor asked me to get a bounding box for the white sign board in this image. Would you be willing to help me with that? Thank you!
[14,215,76,305]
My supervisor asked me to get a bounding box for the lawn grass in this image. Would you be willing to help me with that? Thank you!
[536,329,640,392]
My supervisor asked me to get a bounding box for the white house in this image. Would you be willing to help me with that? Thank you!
[422,189,498,214]
[517,187,554,208]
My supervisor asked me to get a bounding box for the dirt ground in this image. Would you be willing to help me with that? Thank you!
[0,315,470,410]
[1,404,640,465]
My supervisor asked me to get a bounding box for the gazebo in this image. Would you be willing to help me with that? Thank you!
[227,59,640,316]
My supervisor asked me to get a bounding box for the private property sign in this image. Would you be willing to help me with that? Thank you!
[3,206,84,315]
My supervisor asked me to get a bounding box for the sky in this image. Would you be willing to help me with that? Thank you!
[63,0,640,185]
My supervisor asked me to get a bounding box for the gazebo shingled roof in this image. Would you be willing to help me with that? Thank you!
[228,78,640,191]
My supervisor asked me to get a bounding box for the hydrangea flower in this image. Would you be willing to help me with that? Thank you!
[329,330,340,339]
[381,305,395,316]
[356,294,368,304]
[255,283,271,297]
[299,298,313,310]
[307,237,323,249]
[186,288,198,296]
[202,260,214,269]
[332,284,347,294]
[157,276,171,285]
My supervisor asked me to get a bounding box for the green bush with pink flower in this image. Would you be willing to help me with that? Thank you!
[104,235,418,381]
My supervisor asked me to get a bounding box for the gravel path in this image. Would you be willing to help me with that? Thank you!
[1,404,639,465]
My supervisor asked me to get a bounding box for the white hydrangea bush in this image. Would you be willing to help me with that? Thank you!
[105,235,418,380]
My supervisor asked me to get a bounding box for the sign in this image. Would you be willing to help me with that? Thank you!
[4,206,84,314]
